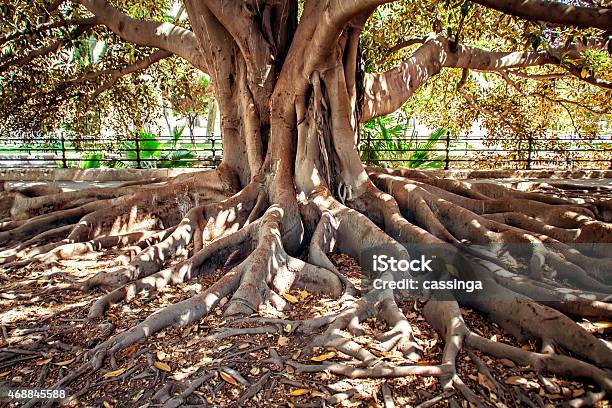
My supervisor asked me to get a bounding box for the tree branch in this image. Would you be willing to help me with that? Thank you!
[329,0,392,26]
[0,17,98,47]
[0,24,93,73]
[558,60,612,89]
[301,1,380,77]
[361,35,611,122]
[498,70,610,115]
[470,0,612,30]
[74,0,206,71]
[457,68,523,134]
[387,37,426,55]
[362,35,557,122]
[89,50,173,99]
[200,0,274,86]
[507,70,567,80]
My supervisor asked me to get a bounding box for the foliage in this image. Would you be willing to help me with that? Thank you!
[361,1,611,142]
[361,113,446,168]
[0,0,178,136]
[0,0,610,152]
[159,60,213,137]
[80,152,104,168]
[114,127,195,169]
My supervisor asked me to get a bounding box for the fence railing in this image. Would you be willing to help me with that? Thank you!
[0,133,223,169]
[360,131,612,170]
[0,132,610,170]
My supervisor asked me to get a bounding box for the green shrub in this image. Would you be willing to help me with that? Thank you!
[80,153,104,168]
[113,127,195,168]
[360,114,447,168]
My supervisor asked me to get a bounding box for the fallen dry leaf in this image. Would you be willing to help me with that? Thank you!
[295,289,310,301]
[220,371,239,386]
[125,345,138,355]
[283,293,299,304]
[478,373,496,393]
[278,336,290,346]
[154,361,171,372]
[186,338,200,347]
[592,321,612,333]
[288,388,309,396]
[504,376,539,390]
[55,358,75,366]
[36,358,52,366]
[310,352,336,362]
[103,368,127,379]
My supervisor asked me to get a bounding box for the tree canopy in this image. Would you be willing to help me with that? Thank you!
[1,0,610,139]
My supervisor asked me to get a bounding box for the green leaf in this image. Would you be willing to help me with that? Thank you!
[81,153,103,168]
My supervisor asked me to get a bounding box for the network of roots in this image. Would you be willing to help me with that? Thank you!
[0,167,611,406]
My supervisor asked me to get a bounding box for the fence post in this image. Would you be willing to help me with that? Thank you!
[567,135,574,170]
[526,132,533,170]
[444,130,451,170]
[60,131,68,168]
[135,132,142,169]
[364,131,372,166]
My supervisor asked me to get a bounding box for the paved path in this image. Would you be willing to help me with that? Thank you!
[4,180,127,192]
[3,177,610,194]
[466,178,612,188]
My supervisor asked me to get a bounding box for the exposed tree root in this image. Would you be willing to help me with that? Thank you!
[87,213,259,318]
[80,183,261,291]
[2,169,610,407]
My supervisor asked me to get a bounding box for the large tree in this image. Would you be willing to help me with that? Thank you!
[1,0,612,405]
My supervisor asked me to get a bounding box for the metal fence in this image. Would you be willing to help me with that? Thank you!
[0,131,610,170]
[0,133,223,169]
[360,131,612,170]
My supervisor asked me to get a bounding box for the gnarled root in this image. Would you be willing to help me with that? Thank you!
[425,299,612,395]
[39,203,345,396]
[223,203,342,317]
[6,169,611,407]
